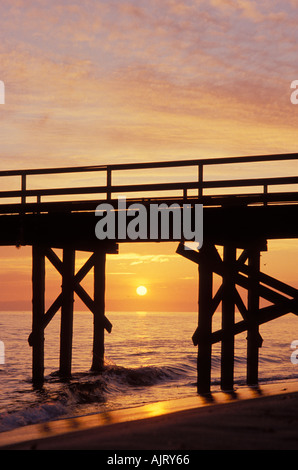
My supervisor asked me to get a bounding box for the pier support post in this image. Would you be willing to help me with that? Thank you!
[91,248,106,372]
[29,244,114,383]
[197,244,213,394]
[221,244,236,391]
[32,245,45,385]
[246,245,261,385]
[59,248,75,377]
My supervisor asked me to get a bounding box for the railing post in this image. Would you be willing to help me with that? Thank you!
[263,184,268,206]
[107,167,112,200]
[198,164,203,198]
[21,173,26,204]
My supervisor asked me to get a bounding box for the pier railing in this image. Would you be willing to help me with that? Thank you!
[0,153,297,212]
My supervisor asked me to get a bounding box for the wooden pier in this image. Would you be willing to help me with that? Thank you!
[0,152,297,392]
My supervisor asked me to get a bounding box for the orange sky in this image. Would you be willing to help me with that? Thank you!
[0,1,297,312]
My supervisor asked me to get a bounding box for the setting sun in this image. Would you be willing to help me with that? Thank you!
[136,285,147,296]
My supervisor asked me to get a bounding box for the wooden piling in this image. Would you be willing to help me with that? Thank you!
[197,245,213,394]
[246,245,261,385]
[32,245,45,384]
[59,248,75,377]
[91,249,106,372]
[221,244,236,391]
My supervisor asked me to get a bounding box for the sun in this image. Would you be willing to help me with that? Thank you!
[136,285,147,296]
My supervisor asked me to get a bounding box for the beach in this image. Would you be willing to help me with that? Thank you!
[1,381,298,451]
[1,0,298,457]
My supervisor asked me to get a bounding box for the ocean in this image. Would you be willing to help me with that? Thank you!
[0,310,298,435]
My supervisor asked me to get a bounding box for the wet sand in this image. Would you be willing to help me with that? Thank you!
[1,381,298,450]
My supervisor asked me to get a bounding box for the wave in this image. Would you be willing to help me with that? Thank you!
[0,401,68,433]
[0,363,194,433]
[2,359,294,434]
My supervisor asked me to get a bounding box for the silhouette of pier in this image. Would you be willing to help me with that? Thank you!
[0,153,297,392]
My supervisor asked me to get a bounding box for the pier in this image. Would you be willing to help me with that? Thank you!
[0,152,297,392]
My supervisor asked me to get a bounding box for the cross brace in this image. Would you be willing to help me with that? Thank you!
[177,242,298,346]
[28,248,112,347]
[29,245,115,382]
[177,241,298,392]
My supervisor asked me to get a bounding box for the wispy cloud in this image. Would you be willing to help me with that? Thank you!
[112,253,174,265]
[1,0,298,169]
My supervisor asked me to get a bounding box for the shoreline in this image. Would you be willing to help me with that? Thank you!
[1,380,298,450]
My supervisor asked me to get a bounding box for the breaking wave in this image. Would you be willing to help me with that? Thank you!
[0,363,194,433]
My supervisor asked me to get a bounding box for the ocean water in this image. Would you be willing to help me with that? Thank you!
[0,310,298,434]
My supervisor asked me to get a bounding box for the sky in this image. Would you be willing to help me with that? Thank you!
[0,0,297,313]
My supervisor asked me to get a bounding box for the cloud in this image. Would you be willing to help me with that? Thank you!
[109,272,135,275]
[1,0,298,168]
[112,253,174,264]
